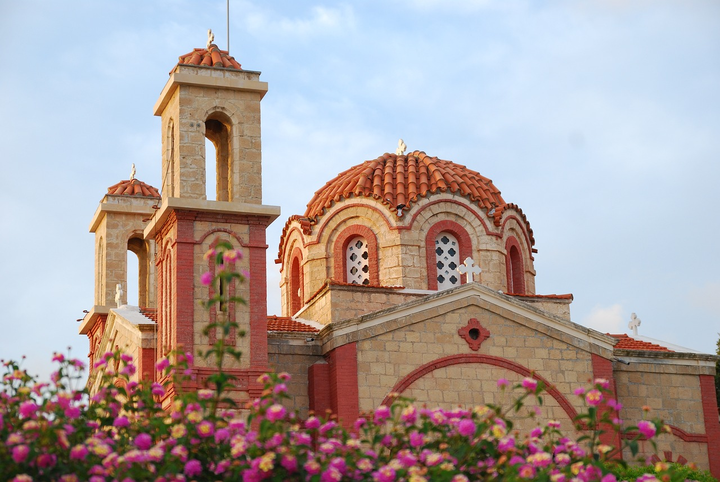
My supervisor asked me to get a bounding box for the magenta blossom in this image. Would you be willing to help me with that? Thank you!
[265,404,286,422]
[497,378,510,388]
[521,378,538,391]
[184,459,202,477]
[134,433,152,450]
[12,445,30,463]
[637,420,657,439]
[458,419,476,437]
[200,271,213,286]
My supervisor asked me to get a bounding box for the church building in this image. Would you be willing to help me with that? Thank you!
[78,41,719,476]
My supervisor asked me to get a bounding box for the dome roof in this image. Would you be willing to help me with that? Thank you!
[176,44,242,71]
[304,150,505,221]
[107,179,161,198]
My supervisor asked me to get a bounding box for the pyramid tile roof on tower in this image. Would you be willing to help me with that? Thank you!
[107,179,161,198]
[177,44,242,71]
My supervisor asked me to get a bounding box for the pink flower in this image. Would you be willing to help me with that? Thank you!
[522,378,538,391]
[64,406,81,419]
[36,453,57,468]
[498,436,515,452]
[52,353,65,363]
[12,445,29,463]
[265,404,286,422]
[305,416,320,429]
[184,459,202,477]
[321,467,343,482]
[637,420,657,439]
[200,271,213,286]
[585,389,603,406]
[197,420,215,438]
[519,464,536,479]
[134,433,152,450]
[573,387,585,396]
[151,383,165,396]
[70,444,88,461]
[18,401,38,418]
[156,358,169,371]
[113,416,130,428]
[281,454,298,472]
[602,474,618,482]
[223,249,242,263]
[373,465,396,482]
[374,405,391,424]
[497,378,510,388]
[273,383,287,394]
[594,378,610,389]
[458,419,476,437]
[400,405,417,424]
[215,428,229,443]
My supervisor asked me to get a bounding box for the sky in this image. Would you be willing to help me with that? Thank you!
[1,0,718,381]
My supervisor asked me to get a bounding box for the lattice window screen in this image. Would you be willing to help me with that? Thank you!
[435,232,460,290]
[346,236,370,285]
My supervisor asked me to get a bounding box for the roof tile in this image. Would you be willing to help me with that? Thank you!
[267,316,318,333]
[107,179,161,198]
[176,44,242,71]
[608,334,673,352]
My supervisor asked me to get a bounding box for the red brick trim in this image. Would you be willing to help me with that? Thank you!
[591,354,622,457]
[327,343,359,428]
[174,212,196,356]
[499,214,535,260]
[332,225,380,285]
[248,224,269,368]
[425,220,473,290]
[197,227,248,247]
[138,347,155,382]
[505,236,526,295]
[382,354,579,423]
[621,425,708,443]
[699,374,720,478]
[308,362,331,415]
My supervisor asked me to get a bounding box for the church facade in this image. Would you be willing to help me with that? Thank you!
[78,42,720,476]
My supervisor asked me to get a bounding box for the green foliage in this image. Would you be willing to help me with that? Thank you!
[610,462,717,482]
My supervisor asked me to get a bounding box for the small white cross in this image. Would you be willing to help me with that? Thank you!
[457,257,482,283]
[628,313,641,337]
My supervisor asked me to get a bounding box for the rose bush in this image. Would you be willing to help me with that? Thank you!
[1,242,713,481]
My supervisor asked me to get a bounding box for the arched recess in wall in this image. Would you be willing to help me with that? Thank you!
[127,236,150,307]
[164,119,175,197]
[332,225,380,285]
[505,236,525,295]
[96,237,104,305]
[204,112,232,202]
[289,247,304,315]
[424,220,473,290]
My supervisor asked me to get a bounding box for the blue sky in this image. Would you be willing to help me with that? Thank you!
[1,0,718,380]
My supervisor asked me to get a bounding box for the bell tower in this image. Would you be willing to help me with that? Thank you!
[145,38,280,405]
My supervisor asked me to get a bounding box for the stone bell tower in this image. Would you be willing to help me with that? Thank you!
[145,36,280,404]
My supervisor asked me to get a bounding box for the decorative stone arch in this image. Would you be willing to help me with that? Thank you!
[313,202,395,249]
[424,220,473,290]
[197,227,247,247]
[332,224,380,285]
[505,236,526,295]
[381,354,579,424]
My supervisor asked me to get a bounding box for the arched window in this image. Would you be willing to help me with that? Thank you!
[435,232,461,290]
[425,220,473,291]
[127,236,150,307]
[333,225,379,285]
[346,236,370,285]
[290,251,303,314]
[96,238,105,305]
[205,114,232,202]
[505,237,525,294]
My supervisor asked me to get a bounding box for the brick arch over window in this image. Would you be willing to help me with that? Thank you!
[425,220,473,290]
[505,236,525,294]
[333,225,380,285]
[381,354,579,423]
[289,247,304,314]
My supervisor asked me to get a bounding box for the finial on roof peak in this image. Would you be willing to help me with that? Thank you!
[130,163,136,181]
[396,139,407,156]
[207,29,215,49]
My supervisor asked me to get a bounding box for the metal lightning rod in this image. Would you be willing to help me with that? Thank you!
[227,0,230,52]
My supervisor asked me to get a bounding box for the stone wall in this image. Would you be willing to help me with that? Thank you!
[267,335,323,418]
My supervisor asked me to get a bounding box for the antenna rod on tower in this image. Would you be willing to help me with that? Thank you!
[227,0,230,52]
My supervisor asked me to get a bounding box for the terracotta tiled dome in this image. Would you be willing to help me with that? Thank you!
[107,179,161,198]
[304,150,506,221]
[176,44,242,70]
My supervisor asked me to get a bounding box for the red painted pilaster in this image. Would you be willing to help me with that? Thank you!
[591,354,622,457]
[328,343,359,429]
[174,212,196,356]
[699,375,720,478]
[308,362,331,415]
[138,347,155,382]
[249,223,269,368]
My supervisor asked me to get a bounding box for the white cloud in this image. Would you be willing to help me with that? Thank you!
[245,5,355,39]
[581,304,625,333]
